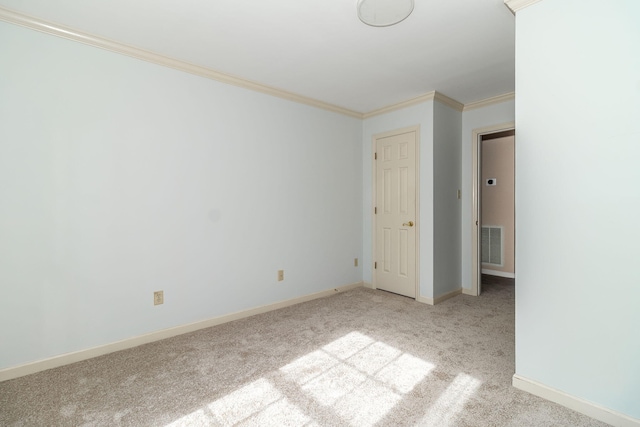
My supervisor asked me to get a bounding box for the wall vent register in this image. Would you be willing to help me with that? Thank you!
[481,226,503,266]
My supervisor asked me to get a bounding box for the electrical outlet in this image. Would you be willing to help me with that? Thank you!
[354,258,359,267]
[154,290,164,305]
[277,270,284,281]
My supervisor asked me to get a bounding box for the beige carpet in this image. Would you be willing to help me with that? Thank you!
[0,284,606,426]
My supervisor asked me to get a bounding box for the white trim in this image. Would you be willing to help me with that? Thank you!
[363,91,515,119]
[462,288,475,296]
[0,6,518,121]
[364,92,437,119]
[434,92,465,112]
[371,126,420,300]
[513,374,640,427]
[481,269,515,279]
[0,282,363,382]
[463,92,515,111]
[504,0,543,14]
[363,282,374,289]
[363,91,464,119]
[471,122,515,297]
[0,6,362,119]
[417,288,462,305]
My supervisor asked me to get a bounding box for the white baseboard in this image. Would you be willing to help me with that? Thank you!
[462,288,476,296]
[481,269,516,279]
[0,281,364,383]
[417,288,462,305]
[363,281,374,289]
[513,374,640,427]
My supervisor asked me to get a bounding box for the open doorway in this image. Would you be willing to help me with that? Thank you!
[471,123,515,296]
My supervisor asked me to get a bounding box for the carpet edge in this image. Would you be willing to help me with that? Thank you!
[512,374,639,427]
[0,281,364,382]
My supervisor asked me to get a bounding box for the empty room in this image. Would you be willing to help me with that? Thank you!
[1,0,638,426]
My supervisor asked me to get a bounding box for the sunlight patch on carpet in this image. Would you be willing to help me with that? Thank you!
[166,378,309,427]
[375,353,435,393]
[165,408,210,426]
[321,331,375,359]
[279,350,338,384]
[333,378,402,425]
[236,397,310,426]
[301,363,368,406]
[347,341,402,375]
[419,373,481,427]
[206,378,280,425]
[167,331,443,426]
[278,331,434,426]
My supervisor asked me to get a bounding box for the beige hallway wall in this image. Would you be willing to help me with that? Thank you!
[481,135,515,274]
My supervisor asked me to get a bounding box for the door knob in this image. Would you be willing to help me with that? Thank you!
[403,221,414,227]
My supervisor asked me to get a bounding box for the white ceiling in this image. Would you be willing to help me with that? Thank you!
[0,0,515,114]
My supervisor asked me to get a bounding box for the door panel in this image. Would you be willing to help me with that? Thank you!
[375,130,417,298]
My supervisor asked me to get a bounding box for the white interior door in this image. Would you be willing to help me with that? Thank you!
[375,130,417,298]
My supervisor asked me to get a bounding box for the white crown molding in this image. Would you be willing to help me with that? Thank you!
[0,6,363,119]
[513,375,640,427]
[434,92,465,112]
[363,90,514,119]
[504,0,544,14]
[0,6,515,123]
[363,91,464,119]
[463,92,515,111]
[363,92,437,119]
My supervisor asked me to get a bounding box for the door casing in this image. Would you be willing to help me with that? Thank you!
[471,122,515,296]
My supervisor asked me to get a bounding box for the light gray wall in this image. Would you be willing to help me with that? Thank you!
[460,100,515,290]
[433,102,462,296]
[0,22,363,370]
[362,102,434,299]
[515,0,640,418]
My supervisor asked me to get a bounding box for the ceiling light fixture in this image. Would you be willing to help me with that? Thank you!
[357,0,414,27]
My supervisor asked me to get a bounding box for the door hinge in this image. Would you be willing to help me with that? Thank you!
[375,152,377,160]
[374,262,377,269]
[374,207,377,214]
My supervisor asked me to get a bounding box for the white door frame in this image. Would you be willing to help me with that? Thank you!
[471,122,515,296]
[371,125,420,299]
